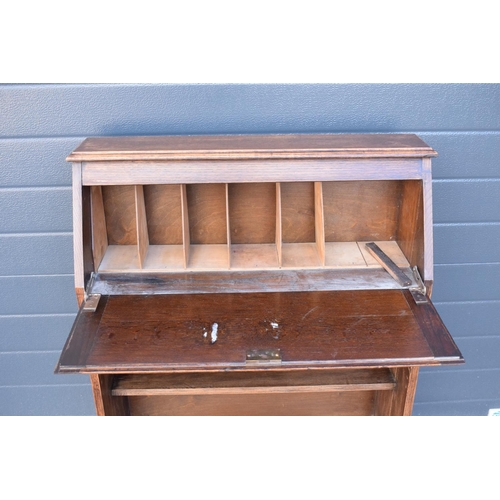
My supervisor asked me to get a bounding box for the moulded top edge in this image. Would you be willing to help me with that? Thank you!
[66,133,438,162]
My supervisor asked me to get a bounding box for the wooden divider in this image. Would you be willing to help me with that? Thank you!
[90,186,108,270]
[135,185,149,269]
[92,181,417,274]
[314,182,325,265]
[226,183,231,268]
[181,184,190,269]
[276,183,282,267]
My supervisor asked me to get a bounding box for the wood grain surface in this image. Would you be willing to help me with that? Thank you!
[56,290,462,374]
[228,183,276,244]
[281,182,315,243]
[81,158,423,185]
[187,183,227,244]
[323,181,402,242]
[102,185,137,244]
[90,186,108,270]
[68,134,437,161]
[143,184,183,245]
[112,368,396,396]
[127,391,377,416]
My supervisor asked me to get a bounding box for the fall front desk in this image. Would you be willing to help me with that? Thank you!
[56,134,463,416]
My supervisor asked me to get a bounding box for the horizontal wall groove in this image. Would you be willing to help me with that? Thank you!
[0,350,61,355]
[433,220,500,225]
[433,178,500,183]
[435,262,500,267]
[0,186,71,192]
[433,299,500,305]
[414,398,500,405]
[0,134,89,140]
[0,273,73,278]
[0,231,73,237]
[434,222,500,227]
[451,335,500,340]
[0,313,76,319]
[0,83,152,89]
[420,367,500,375]
[413,131,500,135]
[0,384,90,389]
[0,136,85,142]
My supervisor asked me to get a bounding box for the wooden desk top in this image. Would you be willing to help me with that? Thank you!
[67,133,437,161]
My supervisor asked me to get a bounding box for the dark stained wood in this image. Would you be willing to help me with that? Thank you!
[102,185,137,244]
[323,181,402,242]
[90,374,129,416]
[403,290,464,362]
[55,290,464,374]
[143,184,183,244]
[112,368,396,396]
[128,391,376,416]
[187,183,227,244]
[55,295,109,372]
[68,134,437,162]
[228,183,276,244]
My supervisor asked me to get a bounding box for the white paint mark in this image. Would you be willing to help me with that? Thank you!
[203,328,207,338]
[270,322,279,329]
[211,323,218,343]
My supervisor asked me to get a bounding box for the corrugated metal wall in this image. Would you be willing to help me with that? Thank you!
[1,83,499,415]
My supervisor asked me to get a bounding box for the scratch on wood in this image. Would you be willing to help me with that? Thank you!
[302,306,319,320]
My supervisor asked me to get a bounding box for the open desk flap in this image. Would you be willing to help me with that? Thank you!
[55,289,463,374]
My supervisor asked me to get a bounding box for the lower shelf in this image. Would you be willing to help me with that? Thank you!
[112,368,396,396]
[92,367,418,416]
[97,240,410,272]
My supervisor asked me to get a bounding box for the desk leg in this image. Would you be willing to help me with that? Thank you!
[90,374,129,416]
[374,367,419,416]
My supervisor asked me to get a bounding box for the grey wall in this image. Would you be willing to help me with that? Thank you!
[1,83,499,415]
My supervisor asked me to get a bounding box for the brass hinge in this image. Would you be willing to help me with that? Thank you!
[246,349,282,365]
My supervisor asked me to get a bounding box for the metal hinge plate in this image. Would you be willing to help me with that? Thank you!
[409,266,429,304]
[246,349,282,365]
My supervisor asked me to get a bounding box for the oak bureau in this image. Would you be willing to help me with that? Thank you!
[56,134,464,416]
